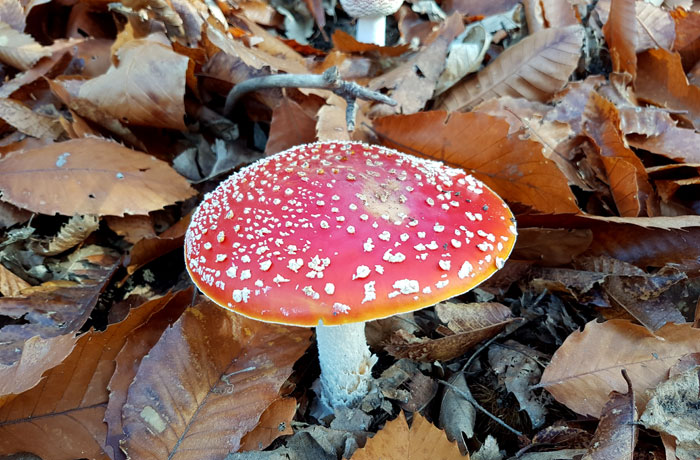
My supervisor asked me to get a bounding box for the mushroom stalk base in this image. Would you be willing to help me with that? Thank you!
[316,322,377,408]
[356,15,386,46]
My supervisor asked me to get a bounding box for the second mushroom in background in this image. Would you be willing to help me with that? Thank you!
[339,0,403,46]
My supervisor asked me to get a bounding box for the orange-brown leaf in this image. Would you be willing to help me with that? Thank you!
[0,293,169,459]
[374,111,580,214]
[121,301,311,459]
[602,0,637,78]
[348,411,464,460]
[239,397,296,452]
[539,319,700,418]
[636,49,700,130]
[0,138,195,216]
[104,290,192,460]
[78,37,188,130]
[582,371,637,459]
[436,25,583,112]
[583,92,652,217]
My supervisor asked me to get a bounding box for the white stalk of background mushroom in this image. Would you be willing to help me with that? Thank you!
[339,0,404,46]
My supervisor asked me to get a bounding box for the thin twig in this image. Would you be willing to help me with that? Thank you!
[439,379,524,437]
[223,66,397,131]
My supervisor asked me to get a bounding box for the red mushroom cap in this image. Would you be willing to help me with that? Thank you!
[185,142,516,326]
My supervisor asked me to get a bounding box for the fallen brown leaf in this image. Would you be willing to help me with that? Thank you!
[636,49,700,130]
[347,411,465,460]
[602,0,637,79]
[436,25,583,112]
[121,301,312,459]
[582,370,637,460]
[239,397,297,452]
[0,291,170,459]
[640,366,700,460]
[0,137,196,216]
[539,319,700,417]
[104,290,192,460]
[77,35,188,130]
[0,262,30,296]
[374,111,580,214]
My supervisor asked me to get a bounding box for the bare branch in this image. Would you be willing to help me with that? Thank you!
[223,66,397,131]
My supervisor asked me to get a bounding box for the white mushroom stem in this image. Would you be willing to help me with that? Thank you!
[316,322,378,408]
[356,14,387,46]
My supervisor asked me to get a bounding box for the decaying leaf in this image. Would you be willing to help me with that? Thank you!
[385,302,514,362]
[32,214,99,256]
[374,111,580,214]
[0,262,30,296]
[0,293,170,459]
[0,22,52,70]
[437,25,583,112]
[539,320,700,418]
[489,340,548,428]
[640,366,700,460]
[636,49,700,131]
[0,98,64,139]
[0,137,195,216]
[347,411,464,460]
[439,373,476,455]
[121,301,312,458]
[369,14,464,117]
[239,397,297,452]
[104,290,192,460]
[76,36,188,130]
[582,371,637,460]
[601,0,637,78]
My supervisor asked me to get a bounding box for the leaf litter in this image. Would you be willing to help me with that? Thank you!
[1,1,700,459]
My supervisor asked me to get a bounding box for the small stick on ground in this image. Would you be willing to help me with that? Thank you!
[439,379,524,437]
[223,66,396,131]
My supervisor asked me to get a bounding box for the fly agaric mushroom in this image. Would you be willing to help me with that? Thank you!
[185,141,516,409]
[339,0,403,46]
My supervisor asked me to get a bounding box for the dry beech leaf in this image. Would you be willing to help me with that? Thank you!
[0,263,30,296]
[635,49,700,130]
[332,29,410,57]
[239,397,296,452]
[374,111,580,214]
[121,301,312,459]
[104,290,192,460]
[602,0,636,78]
[0,0,25,32]
[439,373,476,455]
[0,293,170,459]
[539,319,700,418]
[513,228,593,266]
[126,212,190,275]
[32,214,99,256]
[0,98,64,139]
[104,215,157,244]
[517,213,700,268]
[640,366,700,460]
[0,333,76,402]
[78,36,188,130]
[0,137,195,216]
[583,92,652,217]
[0,247,121,359]
[597,0,674,54]
[369,14,464,117]
[436,25,583,112]
[385,302,514,362]
[347,411,464,460]
[0,22,52,70]
[266,98,318,155]
[582,371,637,460]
